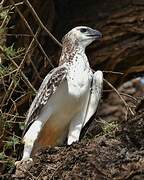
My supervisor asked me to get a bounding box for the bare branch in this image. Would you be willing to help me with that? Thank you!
[24,0,62,48]
[0,0,5,6]
[91,68,123,75]
[103,71,124,75]
[0,46,36,93]
[103,89,137,101]
[104,78,134,115]
[9,0,54,68]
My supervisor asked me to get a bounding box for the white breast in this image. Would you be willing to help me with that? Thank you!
[67,53,92,98]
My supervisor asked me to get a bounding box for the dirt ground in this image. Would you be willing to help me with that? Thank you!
[4,77,142,180]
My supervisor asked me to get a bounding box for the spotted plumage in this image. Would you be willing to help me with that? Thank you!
[16,26,103,165]
[23,67,67,136]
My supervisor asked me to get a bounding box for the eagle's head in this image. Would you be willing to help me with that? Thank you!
[62,26,102,49]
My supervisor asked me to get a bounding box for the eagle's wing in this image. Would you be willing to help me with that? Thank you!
[67,70,103,145]
[23,66,67,136]
[83,70,103,127]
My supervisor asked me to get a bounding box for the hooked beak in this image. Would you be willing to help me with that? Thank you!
[87,29,102,39]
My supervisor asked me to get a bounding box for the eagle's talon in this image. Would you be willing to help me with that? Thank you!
[14,158,33,177]
[15,158,33,169]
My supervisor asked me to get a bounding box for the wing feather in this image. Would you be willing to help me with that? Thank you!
[23,66,67,136]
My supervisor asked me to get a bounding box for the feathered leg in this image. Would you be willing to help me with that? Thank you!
[67,111,85,145]
[15,120,42,168]
[67,85,91,145]
[22,120,42,160]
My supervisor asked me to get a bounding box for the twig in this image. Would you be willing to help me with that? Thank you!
[1,33,34,37]
[5,27,42,104]
[118,92,137,101]
[0,0,5,6]
[49,164,63,180]
[26,27,42,80]
[2,75,20,107]
[91,68,123,75]
[14,162,37,180]
[9,93,30,114]
[0,69,17,78]
[24,0,62,48]
[0,2,23,27]
[0,108,6,140]
[10,52,25,60]
[0,2,23,8]
[1,33,61,37]
[1,112,25,119]
[104,78,134,115]
[103,90,137,101]
[0,7,10,28]
[103,70,124,75]
[17,27,41,72]
[29,57,42,80]
[9,2,24,9]
[9,0,54,68]
[0,46,36,93]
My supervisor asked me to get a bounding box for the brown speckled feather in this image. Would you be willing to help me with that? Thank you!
[23,66,67,136]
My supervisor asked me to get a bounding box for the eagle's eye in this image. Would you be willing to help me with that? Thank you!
[80,28,87,33]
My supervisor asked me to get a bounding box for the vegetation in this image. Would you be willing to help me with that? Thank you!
[0,5,26,175]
